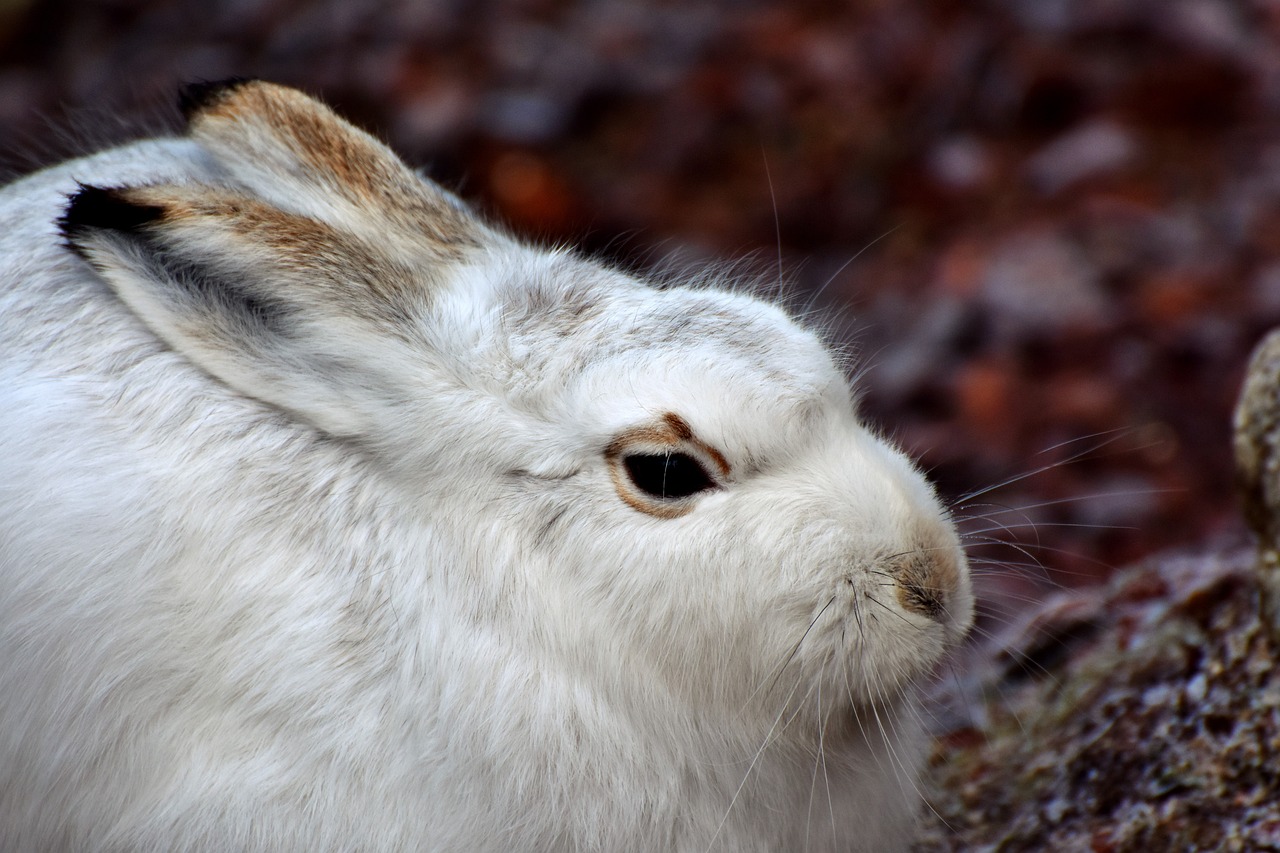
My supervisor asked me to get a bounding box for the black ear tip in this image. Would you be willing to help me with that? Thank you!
[178,77,259,121]
[59,184,165,243]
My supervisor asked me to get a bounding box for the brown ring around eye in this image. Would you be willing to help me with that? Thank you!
[605,413,729,519]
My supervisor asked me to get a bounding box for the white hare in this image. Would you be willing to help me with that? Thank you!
[0,80,972,852]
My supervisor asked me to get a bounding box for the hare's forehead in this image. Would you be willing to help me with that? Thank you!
[519,284,847,419]
[625,292,834,385]
[485,259,850,416]
[513,283,835,381]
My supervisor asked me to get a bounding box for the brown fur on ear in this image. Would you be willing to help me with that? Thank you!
[182,80,487,257]
[64,182,426,326]
[60,181,435,438]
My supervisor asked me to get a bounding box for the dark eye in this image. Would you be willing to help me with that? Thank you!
[623,452,715,500]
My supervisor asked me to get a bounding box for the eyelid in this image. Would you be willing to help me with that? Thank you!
[604,413,732,518]
[604,414,731,479]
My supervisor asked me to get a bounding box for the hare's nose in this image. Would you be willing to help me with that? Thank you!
[890,540,964,623]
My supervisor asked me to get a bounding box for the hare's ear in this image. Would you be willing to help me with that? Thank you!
[61,183,429,440]
[180,79,484,255]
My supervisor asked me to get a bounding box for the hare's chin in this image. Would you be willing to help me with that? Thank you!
[824,700,900,745]
[784,683,916,749]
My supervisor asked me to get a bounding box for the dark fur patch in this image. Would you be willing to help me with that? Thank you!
[178,78,258,122]
[186,81,484,255]
[61,185,293,336]
[164,256,292,337]
[60,185,165,246]
[894,546,959,623]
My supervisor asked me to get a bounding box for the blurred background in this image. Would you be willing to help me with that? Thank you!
[3,0,1276,622]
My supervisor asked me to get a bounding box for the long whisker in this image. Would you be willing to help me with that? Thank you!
[761,147,783,302]
[865,660,951,832]
[967,536,1120,571]
[953,488,1172,521]
[805,225,903,316]
[952,430,1135,506]
[707,663,818,853]
[739,595,839,718]
[963,519,1140,536]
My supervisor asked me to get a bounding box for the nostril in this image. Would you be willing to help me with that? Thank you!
[898,575,947,621]
[893,550,958,622]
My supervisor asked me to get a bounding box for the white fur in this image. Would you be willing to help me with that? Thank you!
[0,85,972,852]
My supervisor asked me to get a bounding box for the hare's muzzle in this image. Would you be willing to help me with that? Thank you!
[888,525,971,633]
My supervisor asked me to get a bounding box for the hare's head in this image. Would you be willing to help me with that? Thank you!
[61,80,971,734]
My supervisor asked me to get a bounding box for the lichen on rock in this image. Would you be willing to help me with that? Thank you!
[1234,328,1280,639]
[916,550,1280,851]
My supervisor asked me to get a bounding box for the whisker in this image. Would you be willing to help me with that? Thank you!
[760,147,783,302]
[963,519,1141,536]
[739,595,839,718]
[1033,426,1139,456]
[866,663,951,832]
[953,430,1136,506]
[953,488,1172,521]
[706,669,812,853]
[967,537,1120,572]
[804,224,901,313]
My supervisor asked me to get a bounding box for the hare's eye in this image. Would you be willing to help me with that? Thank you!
[623,452,715,500]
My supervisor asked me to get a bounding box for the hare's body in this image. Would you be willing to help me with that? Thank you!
[0,83,970,852]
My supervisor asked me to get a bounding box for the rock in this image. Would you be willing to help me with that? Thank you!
[1027,120,1137,196]
[1234,328,1280,640]
[980,231,1111,340]
[916,548,1280,851]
